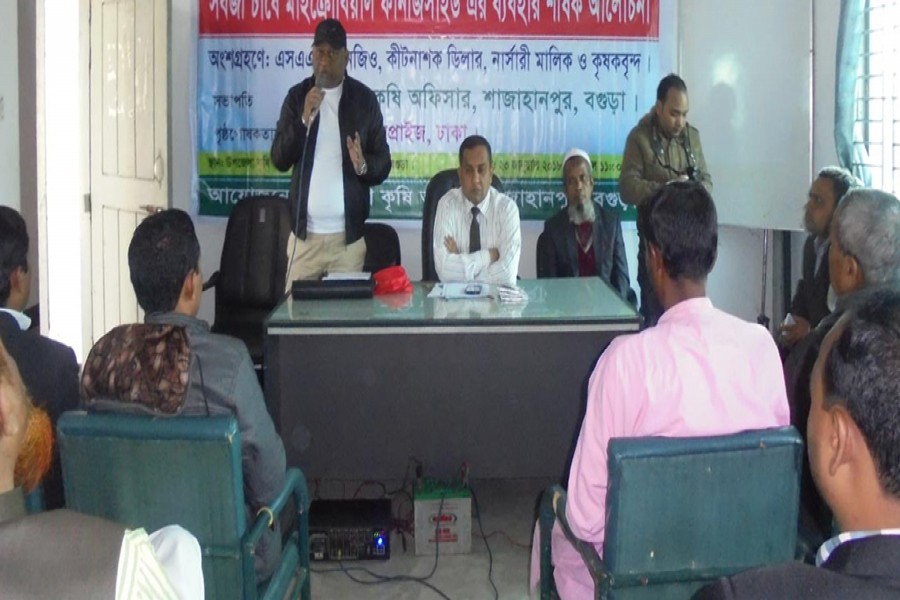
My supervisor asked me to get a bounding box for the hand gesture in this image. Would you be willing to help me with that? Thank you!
[346,132,366,175]
[444,236,459,254]
[780,315,811,346]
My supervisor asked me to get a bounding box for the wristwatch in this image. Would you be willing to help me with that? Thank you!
[356,160,368,176]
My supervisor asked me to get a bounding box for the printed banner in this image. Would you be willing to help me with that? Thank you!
[197,0,666,221]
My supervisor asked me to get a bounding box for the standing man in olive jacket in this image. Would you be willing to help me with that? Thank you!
[619,74,712,326]
[271,18,391,285]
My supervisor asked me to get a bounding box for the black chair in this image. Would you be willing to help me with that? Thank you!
[204,196,292,368]
[363,222,402,273]
[536,230,553,278]
[421,169,504,281]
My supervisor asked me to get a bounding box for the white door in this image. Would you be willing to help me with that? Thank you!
[90,0,168,341]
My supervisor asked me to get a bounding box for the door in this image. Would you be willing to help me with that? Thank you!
[90,0,167,341]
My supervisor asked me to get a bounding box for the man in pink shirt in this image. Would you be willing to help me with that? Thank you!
[531,181,790,599]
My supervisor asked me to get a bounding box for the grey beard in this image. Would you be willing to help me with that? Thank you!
[567,200,596,225]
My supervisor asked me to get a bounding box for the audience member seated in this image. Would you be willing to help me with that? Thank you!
[539,148,634,302]
[695,288,900,599]
[81,209,287,581]
[0,206,79,509]
[780,167,858,348]
[433,135,521,285]
[785,188,900,539]
[529,182,789,599]
[0,337,203,599]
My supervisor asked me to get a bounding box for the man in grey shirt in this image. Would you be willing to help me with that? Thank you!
[91,209,286,580]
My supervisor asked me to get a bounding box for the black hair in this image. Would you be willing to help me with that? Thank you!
[816,166,859,205]
[637,181,718,281]
[824,288,900,497]
[656,74,688,103]
[127,209,200,314]
[0,206,29,306]
[458,135,492,166]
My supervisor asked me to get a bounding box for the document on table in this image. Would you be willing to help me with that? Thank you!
[428,282,491,299]
[323,272,372,281]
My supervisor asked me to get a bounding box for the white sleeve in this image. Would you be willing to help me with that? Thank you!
[483,196,521,285]
[433,191,491,282]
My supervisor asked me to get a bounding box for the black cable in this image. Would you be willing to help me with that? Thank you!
[286,117,315,285]
[469,485,499,600]
[312,564,452,600]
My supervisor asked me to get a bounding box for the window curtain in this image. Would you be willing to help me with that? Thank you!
[834,0,868,183]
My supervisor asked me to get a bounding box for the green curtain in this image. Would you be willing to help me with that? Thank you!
[834,0,869,184]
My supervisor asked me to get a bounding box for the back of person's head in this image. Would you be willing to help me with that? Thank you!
[824,288,900,498]
[128,209,200,314]
[0,207,29,307]
[458,135,492,165]
[833,188,900,285]
[816,166,859,203]
[656,74,687,102]
[638,181,717,281]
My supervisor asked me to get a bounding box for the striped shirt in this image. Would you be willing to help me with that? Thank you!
[116,528,180,600]
[433,186,521,286]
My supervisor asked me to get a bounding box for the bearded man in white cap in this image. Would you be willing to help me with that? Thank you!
[538,148,634,302]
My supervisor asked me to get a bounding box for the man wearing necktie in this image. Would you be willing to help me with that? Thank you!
[433,135,522,286]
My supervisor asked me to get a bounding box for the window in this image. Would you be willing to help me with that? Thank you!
[853,0,900,193]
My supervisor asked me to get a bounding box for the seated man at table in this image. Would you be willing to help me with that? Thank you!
[694,288,900,599]
[538,148,634,303]
[530,182,790,599]
[81,209,286,581]
[433,135,521,286]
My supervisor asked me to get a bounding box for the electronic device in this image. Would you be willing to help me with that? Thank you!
[309,499,391,561]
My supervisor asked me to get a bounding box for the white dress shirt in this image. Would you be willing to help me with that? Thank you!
[433,187,521,285]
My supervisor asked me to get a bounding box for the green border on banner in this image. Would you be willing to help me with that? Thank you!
[198,152,624,180]
[198,174,636,221]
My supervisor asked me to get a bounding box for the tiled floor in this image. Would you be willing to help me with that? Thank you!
[309,478,554,599]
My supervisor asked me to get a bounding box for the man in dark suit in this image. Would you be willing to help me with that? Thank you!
[0,207,79,508]
[539,148,634,303]
[695,288,900,600]
[780,167,858,347]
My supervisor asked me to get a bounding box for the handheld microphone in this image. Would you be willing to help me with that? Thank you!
[308,73,324,125]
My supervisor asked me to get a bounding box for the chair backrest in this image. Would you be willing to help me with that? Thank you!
[58,411,248,599]
[421,168,504,281]
[217,195,292,309]
[536,230,552,278]
[603,426,803,600]
[363,222,402,273]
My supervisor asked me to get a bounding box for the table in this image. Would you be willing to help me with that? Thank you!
[265,278,639,480]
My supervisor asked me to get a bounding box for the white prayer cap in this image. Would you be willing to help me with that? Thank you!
[562,148,592,174]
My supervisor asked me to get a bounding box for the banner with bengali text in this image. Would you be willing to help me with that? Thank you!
[197,0,666,220]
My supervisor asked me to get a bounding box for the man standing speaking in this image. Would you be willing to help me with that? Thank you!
[271,18,392,285]
[619,74,712,326]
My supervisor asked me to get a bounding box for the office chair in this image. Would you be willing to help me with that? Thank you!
[363,222,402,273]
[58,411,311,600]
[538,427,803,600]
[536,230,554,278]
[203,196,292,369]
[421,169,504,281]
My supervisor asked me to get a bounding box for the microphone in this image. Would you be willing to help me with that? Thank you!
[308,73,324,125]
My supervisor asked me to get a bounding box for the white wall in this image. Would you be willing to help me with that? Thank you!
[170,0,840,326]
[1,2,21,213]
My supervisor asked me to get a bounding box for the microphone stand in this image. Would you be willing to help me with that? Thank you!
[757,229,771,329]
